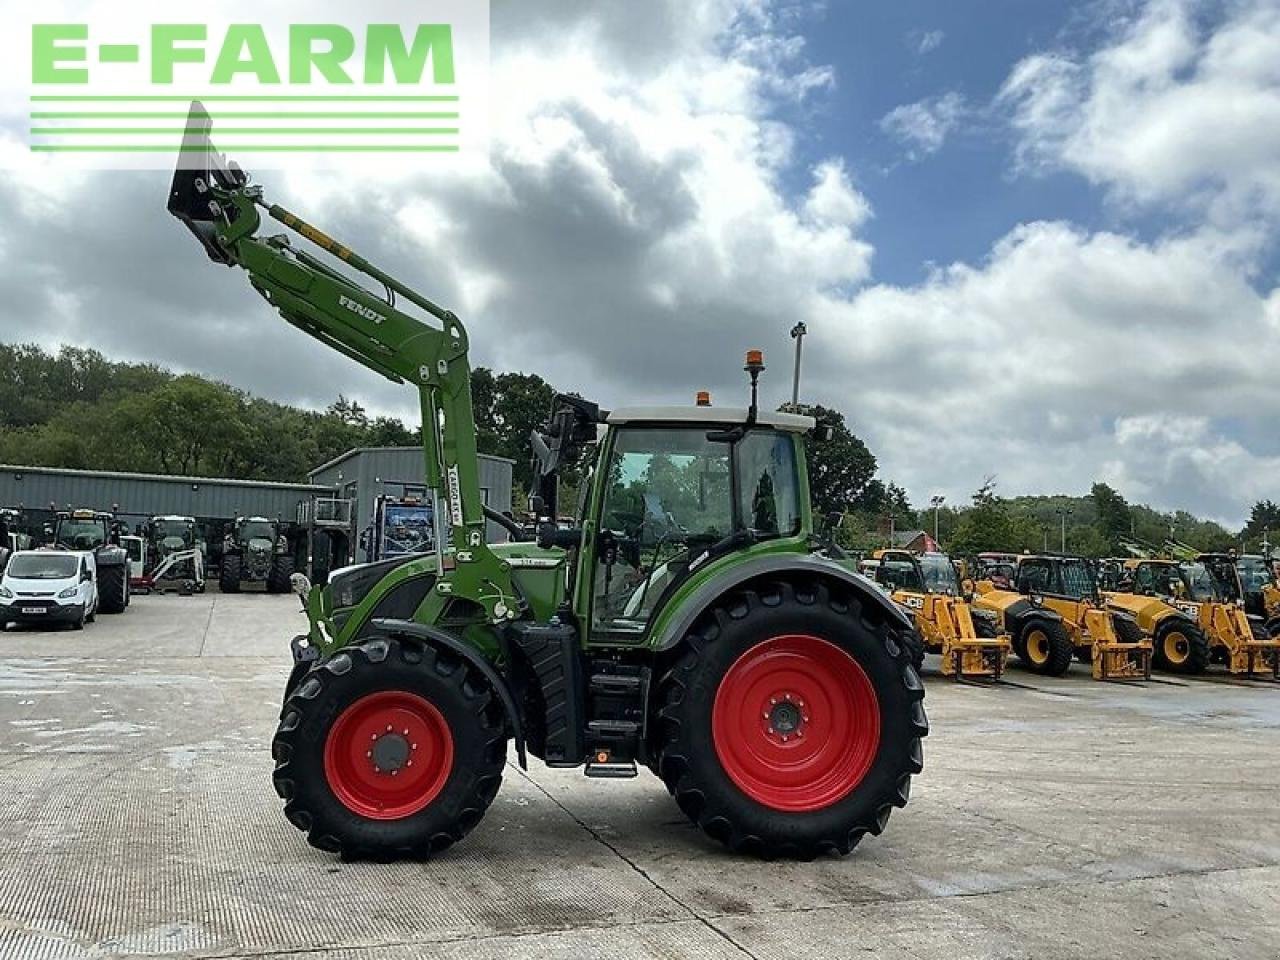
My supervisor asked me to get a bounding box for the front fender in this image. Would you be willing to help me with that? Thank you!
[369,617,526,769]
[650,553,912,652]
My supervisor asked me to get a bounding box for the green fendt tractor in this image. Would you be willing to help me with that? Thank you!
[220,515,294,594]
[168,102,926,860]
[50,509,131,613]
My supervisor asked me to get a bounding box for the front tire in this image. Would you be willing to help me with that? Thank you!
[272,636,507,860]
[656,580,927,859]
[267,554,296,594]
[96,563,128,614]
[220,554,242,594]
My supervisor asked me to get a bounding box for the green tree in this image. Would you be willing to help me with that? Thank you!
[1242,500,1280,550]
[1090,482,1132,554]
[785,403,877,518]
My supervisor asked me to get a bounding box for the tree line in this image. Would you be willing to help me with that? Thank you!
[1,342,1272,555]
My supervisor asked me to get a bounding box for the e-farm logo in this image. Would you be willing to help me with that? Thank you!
[5,2,489,169]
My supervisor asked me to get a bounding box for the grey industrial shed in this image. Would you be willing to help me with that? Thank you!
[308,447,515,559]
[0,463,332,529]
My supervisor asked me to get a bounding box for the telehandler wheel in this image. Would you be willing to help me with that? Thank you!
[96,563,128,614]
[220,555,242,594]
[267,554,296,594]
[656,580,927,859]
[1016,619,1073,676]
[1151,620,1209,674]
[272,636,507,860]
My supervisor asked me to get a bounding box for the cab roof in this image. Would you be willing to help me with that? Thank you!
[606,406,815,433]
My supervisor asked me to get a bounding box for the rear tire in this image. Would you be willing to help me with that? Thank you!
[272,636,507,860]
[656,580,927,859]
[1016,619,1073,676]
[220,554,242,594]
[903,626,926,673]
[97,563,128,614]
[1151,619,1209,674]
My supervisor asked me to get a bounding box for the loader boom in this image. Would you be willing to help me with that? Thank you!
[168,101,516,622]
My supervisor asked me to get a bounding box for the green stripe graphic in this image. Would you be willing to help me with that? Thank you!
[30,144,460,153]
[31,128,460,136]
[30,95,459,102]
[31,112,459,120]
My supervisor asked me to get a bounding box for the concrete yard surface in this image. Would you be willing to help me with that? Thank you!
[1,592,1278,959]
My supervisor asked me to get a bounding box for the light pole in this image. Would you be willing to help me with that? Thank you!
[789,321,807,411]
[929,495,945,546]
[1055,507,1072,553]
[888,510,897,548]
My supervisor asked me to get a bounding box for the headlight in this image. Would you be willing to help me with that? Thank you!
[58,586,78,599]
[0,585,11,599]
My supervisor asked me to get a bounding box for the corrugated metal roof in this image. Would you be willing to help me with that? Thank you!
[0,463,329,492]
[309,446,516,479]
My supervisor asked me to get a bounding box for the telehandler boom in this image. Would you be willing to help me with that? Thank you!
[168,102,927,860]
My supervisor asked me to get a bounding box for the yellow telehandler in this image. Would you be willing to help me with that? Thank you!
[1103,544,1280,676]
[973,554,1151,680]
[872,550,1011,680]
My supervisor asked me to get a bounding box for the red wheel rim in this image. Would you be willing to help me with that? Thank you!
[323,691,454,820]
[712,634,880,812]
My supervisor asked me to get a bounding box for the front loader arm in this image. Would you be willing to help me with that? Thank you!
[169,102,517,623]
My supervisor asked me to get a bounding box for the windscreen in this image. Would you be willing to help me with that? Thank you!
[1060,560,1097,599]
[7,554,78,579]
[919,554,960,594]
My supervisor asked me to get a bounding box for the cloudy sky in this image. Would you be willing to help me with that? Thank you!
[2,0,1278,526]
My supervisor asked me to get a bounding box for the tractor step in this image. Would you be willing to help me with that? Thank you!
[587,719,641,736]
[584,759,638,779]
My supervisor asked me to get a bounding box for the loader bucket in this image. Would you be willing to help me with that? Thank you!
[167,100,246,265]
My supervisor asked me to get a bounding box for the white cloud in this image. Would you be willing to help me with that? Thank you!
[880,92,966,158]
[805,221,1280,527]
[1000,0,1280,223]
[913,29,945,55]
[0,0,871,415]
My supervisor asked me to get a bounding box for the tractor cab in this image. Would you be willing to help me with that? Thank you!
[579,405,811,644]
[52,509,118,552]
[149,516,202,559]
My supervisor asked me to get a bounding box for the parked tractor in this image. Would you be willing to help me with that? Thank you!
[169,101,927,860]
[220,516,294,594]
[0,508,29,574]
[973,555,1151,680]
[873,549,1010,680]
[48,509,130,613]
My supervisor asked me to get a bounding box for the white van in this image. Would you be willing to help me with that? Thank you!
[0,550,99,631]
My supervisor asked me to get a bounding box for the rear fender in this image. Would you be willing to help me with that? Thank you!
[650,553,912,653]
[369,617,526,769]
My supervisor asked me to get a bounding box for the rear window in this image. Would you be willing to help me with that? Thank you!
[7,554,78,579]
